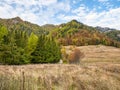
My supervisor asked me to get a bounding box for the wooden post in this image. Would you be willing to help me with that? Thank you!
[22,71,25,90]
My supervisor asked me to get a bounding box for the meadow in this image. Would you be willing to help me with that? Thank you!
[0,45,120,90]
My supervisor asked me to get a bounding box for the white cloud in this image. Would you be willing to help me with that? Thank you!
[92,8,120,29]
[73,0,76,4]
[60,6,120,29]
[0,0,71,25]
[0,0,120,29]
[1,0,57,6]
[98,0,109,2]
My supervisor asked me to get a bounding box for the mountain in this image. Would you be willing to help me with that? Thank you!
[0,17,47,35]
[95,26,116,32]
[51,20,97,37]
[50,20,120,47]
[105,30,120,41]
[0,17,120,47]
[95,26,120,41]
[41,24,57,31]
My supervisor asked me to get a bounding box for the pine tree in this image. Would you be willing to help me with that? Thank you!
[0,25,8,42]
[31,35,61,63]
[26,32,38,54]
[0,30,30,65]
[31,35,45,63]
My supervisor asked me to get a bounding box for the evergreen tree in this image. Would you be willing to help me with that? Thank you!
[0,25,8,42]
[26,32,38,54]
[31,35,61,63]
[0,30,30,65]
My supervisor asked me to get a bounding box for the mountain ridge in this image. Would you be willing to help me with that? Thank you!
[1,17,119,31]
[0,17,120,44]
[0,17,47,35]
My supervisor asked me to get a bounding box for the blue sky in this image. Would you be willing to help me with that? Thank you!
[0,0,120,29]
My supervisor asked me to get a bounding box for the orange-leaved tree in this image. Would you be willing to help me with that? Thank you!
[68,48,84,64]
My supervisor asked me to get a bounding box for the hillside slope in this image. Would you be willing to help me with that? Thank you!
[0,17,46,35]
[0,17,120,47]
[51,20,120,47]
[105,30,120,41]
[64,45,120,63]
[96,26,120,41]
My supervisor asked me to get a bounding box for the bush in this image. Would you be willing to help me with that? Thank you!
[68,48,84,64]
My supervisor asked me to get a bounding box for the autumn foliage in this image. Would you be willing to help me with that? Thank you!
[68,48,84,64]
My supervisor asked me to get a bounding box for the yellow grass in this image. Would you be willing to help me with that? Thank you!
[0,64,120,90]
[64,45,120,63]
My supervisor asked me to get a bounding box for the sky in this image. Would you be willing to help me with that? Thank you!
[0,0,120,29]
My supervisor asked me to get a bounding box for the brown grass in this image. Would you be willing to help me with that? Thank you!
[79,45,120,63]
[0,64,120,90]
[64,45,120,63]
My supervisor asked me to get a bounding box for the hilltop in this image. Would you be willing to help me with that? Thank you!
[0,17,46,35]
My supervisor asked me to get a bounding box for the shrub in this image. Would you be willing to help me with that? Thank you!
[61,47,69,63]
[68,48,84,64]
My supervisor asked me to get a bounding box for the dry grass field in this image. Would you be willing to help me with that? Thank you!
[0,64,120,90]
[65,45,120,63]
[79,45,120,63]
[0,45,120,90]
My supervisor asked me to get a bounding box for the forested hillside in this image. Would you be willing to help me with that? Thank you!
[0,17,48,35]
[105,30,120,41]
[51,20,120,47]
[96,26,120,41]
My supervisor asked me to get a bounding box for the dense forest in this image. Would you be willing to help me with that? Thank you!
[0,17,120,65]
[0,25,61,65]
